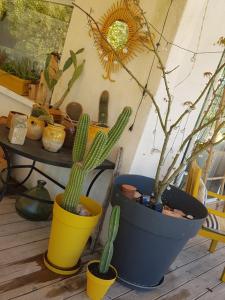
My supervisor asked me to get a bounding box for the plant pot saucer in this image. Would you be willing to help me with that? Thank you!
[118,275,164,290]
[44,251,81,275]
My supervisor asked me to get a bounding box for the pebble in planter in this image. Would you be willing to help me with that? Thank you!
[86,205,120,300]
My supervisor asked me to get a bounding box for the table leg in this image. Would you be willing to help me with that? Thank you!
[86,169,105,197]
[0,145,11,201]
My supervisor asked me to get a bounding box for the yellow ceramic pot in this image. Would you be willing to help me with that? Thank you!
[87,124,109,151]
[42,123,65,152]
[44,194,102,275]
[27,116,45,140]
[86,260,117,300]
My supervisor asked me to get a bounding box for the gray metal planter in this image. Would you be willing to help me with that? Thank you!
[111,175,208,289]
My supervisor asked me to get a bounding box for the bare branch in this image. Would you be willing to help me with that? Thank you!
[170,61,225,133]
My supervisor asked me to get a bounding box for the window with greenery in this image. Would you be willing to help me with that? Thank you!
[0,0,73,69]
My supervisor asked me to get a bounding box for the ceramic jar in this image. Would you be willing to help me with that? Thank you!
[27,116,45,140]
[42,123,65,152]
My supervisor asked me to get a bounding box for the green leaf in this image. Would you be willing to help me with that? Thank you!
[75,48,85,55]
[67,60,85,90]
[70,50,77,68]
[55,70,63,80]
[63,56,73,72]
[44,68,51,89]
[45,53,51,69]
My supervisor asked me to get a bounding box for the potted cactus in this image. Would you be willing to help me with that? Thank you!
[86,205,120,300]
[44,107,132,275]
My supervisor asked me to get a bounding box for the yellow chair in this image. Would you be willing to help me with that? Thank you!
[186,160,225,282]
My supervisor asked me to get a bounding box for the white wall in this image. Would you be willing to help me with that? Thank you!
[52,0,187,173]
[131,0,225,179]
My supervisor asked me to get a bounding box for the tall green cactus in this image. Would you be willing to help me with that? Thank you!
[99,205,120,274]
[61,107,132,213]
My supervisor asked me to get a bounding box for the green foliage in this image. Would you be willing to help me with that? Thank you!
[99,206,120,274]
[51,49,86,109]
[31,105,54,124]
[2,0,72,67]
[0,0,6,21]
[61,107,132,213]
[0,54,40,82]
[0,49,7,66]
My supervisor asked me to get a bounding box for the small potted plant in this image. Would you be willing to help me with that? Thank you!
[44,49,85,122]
[44,107,132,275]
[86,205,120,300]
[0,54,40,96]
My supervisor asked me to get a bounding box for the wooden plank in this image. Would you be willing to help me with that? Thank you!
[107,245,225,299]
[0,239,48,266]
[0,220,50,237]
[169,240,224,271]
[195,283,225,300]
[0,226,50,251]
[153,264,224,300]
[0,212,24,225]
[9,243,225,300]
[183,236,207,250]
[0,252,100,300]
[0,198,17,215]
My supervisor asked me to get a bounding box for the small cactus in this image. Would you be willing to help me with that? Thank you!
[61,107,132,213]
[99,205,120,274]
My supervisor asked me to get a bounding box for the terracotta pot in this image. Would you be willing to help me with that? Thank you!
[0,69,31,96]
[27,116,45,140]
[42,123,65,152]
[48,108,64,123]
[6,111,27,129]
[61,118,76,148]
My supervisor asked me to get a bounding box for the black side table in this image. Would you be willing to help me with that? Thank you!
[0,124,115,203]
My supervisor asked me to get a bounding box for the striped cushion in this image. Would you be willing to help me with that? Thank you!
[203,214,225,235]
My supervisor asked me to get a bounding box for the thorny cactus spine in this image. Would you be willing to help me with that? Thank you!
[61,107,132,213]
[99,205,120,274]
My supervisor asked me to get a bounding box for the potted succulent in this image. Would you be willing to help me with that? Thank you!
[86,205,120,300]
[44,107,132,275]
[72,0,225,289]
[0,52,40,96]
[26,105,54,141]
[44,49,85,122]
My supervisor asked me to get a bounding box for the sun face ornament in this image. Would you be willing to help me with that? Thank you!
[89,0,153,82]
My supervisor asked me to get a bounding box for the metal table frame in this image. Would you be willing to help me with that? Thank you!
[0,124,115,203]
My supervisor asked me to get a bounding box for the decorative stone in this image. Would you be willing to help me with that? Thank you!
[8,114,28,145]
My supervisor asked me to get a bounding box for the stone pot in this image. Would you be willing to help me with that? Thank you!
[6,111,27,129]
[27,116,45,140]
[42,123,65,152]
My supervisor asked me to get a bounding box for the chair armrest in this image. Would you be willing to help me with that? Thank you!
[207,208,225,218]
[207,191,225,201]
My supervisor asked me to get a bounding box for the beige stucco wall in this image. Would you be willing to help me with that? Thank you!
[52,0,187,173]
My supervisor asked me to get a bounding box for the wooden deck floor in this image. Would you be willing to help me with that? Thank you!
[0,197,224,300]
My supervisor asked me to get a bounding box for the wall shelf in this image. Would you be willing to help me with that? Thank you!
[0,85,34,108]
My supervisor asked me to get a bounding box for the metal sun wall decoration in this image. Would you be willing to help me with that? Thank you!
[89,0,153,82]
